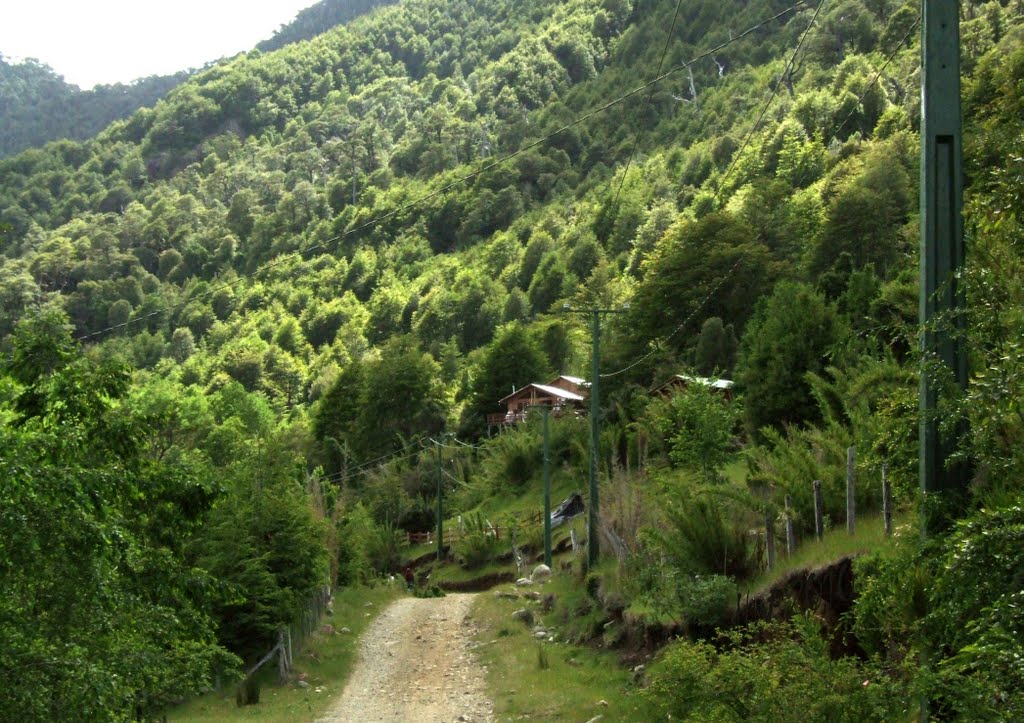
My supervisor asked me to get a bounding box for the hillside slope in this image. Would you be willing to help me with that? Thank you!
[0,54,188,158]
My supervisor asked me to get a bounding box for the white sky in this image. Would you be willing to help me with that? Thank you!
[0,1,320,89]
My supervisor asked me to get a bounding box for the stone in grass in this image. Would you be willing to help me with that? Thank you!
[495,590,519,600]
[531,564,552,583]
[523,591,541,601]
[515,577,533,586]
[534,630,548,640]
[512,608,534,626]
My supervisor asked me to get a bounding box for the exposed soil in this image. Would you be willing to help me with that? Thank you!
[733,555,860,656]
[317,594,494,723]
[438,572,515,592]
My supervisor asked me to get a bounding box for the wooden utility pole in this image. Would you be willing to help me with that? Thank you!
[920,0,967,531]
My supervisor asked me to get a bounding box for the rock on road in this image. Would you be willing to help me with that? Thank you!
[318,593,494,723]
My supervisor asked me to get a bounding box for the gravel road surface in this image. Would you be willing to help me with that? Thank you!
[317,593,494,723]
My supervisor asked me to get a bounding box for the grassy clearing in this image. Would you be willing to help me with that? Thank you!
[741,511,916,595]
[471,570,659,722]
[169,583,403,723]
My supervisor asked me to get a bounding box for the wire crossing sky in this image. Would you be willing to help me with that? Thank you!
[0,0,318,89]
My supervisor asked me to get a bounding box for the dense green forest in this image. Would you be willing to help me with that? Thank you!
[2,0,1023,718]
[0,54,189,159]
[256,0,401,52]
[0,0,390,159]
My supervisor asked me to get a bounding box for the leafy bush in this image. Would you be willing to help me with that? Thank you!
[481,424,542,490]
[644,615,907,721]
[336,503,402,584]
[645,381,741,482]
[642,489,754,579]
[453,512,502,569]
[854,500,1024,719]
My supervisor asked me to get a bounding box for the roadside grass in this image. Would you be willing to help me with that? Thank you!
[741,510,916,595]
[472,569,659,722]
[169,583,403,723]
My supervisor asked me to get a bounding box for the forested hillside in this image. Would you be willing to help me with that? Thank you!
[257,0,401,52]
[2,0,1024,718]
[0,0,389,159]
[0,54,189,158]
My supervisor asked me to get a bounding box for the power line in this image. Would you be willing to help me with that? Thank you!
[607,0,688,212]
[73,1,813,343]
[713,0,828,202]
[450,436,484,450]
[832,13,921,139]
[318,438,424,485]
[319,447,423,486]
[440,467,465,485]
[602,2,919,381]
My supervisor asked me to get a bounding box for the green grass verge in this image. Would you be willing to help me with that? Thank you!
[471,571,659,722]
[169,583,403,723]
[741,511,916,596]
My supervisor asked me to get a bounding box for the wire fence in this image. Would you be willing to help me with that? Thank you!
[241,583,333,686]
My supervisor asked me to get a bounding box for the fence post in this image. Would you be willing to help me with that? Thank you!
[846,446,856,536]
[813,480,824,541]
[882,464,893,537]
[784,494,796,556]
[277,630,288,681]
[764,509,776,571]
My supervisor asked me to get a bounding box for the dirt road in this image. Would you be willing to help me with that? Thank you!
[317,593,494,723]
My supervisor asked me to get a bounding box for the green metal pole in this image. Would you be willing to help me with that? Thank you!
[436,439,443,561]
[542,406,552,568]
[920,0,967,532]
[588,311,600,569]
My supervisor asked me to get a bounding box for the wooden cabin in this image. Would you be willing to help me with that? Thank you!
[651,373,735,401]
[486,375,588,430]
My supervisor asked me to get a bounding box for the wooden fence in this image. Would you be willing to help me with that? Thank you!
[761,447,895,571]
[242,583,333,685]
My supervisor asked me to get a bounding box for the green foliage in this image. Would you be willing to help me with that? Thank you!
[0,311,236,720]
[642,490,754,581]
[627,212,774,364]
[694,317,737,376]
[736,281,843,435]
[480,414,586,493]
[644,381,741,483]
[0,55,188,158]
[0,5,1021,716]
[453,512,502,569]
[481,424,542,491]
[644,615,907,721]
[200,468,328,661]
[854,498,1024,719]
[462,322,550,433]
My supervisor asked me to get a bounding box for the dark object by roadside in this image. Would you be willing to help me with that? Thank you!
[551,492,585,527]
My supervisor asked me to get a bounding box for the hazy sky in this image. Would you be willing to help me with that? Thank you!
[0,0,319,89]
